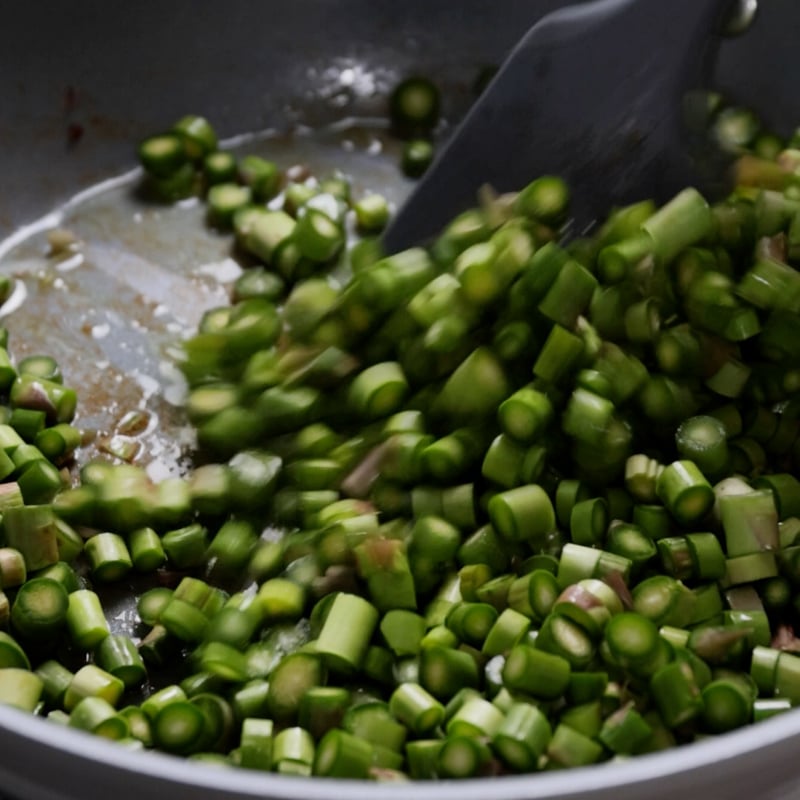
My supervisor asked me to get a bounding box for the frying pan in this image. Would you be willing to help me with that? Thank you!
[1,1,800,798]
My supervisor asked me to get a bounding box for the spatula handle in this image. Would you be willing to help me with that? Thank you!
[533,0,736,90]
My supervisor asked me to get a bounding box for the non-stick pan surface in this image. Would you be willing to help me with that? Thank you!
[1,2,800,798]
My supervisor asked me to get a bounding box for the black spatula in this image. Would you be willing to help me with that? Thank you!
[385,0,737,251]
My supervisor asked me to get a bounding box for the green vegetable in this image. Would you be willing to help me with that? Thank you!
[138,134,187,178]
[10,577,68,640]
[389,77,441,138]
[401,139,435,178]
[7,100,800,782]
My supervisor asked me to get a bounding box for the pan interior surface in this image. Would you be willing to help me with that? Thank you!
[2,2,800,799]
[1,117,800,800]
[0,123,410,474]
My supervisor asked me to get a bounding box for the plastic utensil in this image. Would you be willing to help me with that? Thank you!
[385,0,737,251]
